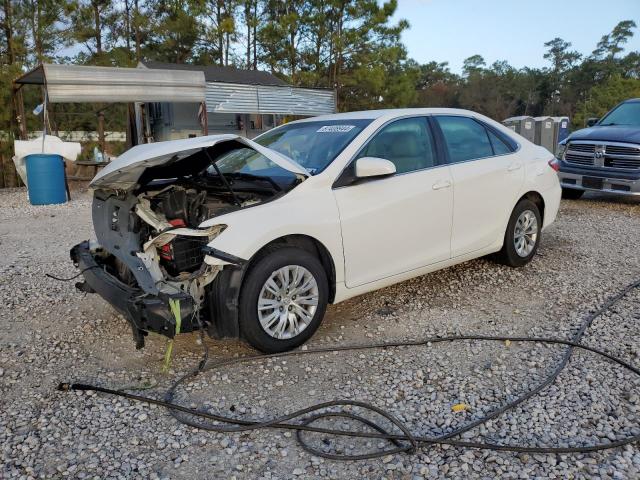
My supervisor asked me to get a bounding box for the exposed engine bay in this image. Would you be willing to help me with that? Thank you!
[140,184,263,277]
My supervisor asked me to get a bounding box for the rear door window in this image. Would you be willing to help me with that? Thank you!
[436,116,494,163]
[487,129,512,155]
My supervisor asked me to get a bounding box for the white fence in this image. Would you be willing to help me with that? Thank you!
[0,131,127,142]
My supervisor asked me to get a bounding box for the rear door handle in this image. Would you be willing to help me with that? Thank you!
[507,162,522,172]
[432,180,452,190]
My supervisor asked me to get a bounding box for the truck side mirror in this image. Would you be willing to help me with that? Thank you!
[586,117,599,127]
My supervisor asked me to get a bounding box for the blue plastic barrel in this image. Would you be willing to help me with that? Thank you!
[25,154,67,205]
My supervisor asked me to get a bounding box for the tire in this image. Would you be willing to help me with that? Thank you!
[561,188,584,200]
[239,246,328,353]
[494,199,542,268]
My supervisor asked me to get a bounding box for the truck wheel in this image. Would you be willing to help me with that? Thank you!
[239,247,328,353]
[561,188,584,199]
[494,199,542,268]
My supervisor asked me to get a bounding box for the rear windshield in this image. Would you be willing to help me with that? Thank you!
[254,119,372,174]
[599,102,640,127]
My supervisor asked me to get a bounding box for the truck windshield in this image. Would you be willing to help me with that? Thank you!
[599,102,640,127]
[254,119,372,174]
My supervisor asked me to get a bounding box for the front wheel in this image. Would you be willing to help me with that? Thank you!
[239,247,328,353]
[494,199,542,267]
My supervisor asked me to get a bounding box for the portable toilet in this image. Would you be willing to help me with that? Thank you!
[503,117,518,132]
[502,116,535,143]
[534,116,555,153]
[550,116,570,154]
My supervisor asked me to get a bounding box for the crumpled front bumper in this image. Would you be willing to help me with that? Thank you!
[70,241,197,349]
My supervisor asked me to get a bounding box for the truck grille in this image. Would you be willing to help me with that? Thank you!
[605,145,640,156]
[565,152,594,166]
[568,143,595,153]
[564,142,640,170]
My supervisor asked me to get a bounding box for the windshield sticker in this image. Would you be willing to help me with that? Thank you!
[316,125,356,133]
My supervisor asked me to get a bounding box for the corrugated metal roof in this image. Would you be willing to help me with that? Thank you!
[14,63,335,115]
[142,61,289,87]
[206,83,335,115]
[15,64,206,103]
[207,83,259,112]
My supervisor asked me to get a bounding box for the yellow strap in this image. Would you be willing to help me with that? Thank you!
[162,298,182,373]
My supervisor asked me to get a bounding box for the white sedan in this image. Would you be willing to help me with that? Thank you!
[72,108,561,352]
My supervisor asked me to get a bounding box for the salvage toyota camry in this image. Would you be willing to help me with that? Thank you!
[72,108,561,353]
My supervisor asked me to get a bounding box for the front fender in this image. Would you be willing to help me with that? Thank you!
[199,181,345,283]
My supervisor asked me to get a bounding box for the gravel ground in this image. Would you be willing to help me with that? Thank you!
[1,186,639,479]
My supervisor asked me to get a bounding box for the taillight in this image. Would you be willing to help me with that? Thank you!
[548,158,560,172]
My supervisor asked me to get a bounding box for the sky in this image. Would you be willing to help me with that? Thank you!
[392,0,640,73]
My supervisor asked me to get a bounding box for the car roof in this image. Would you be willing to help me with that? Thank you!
[292,108,486,123]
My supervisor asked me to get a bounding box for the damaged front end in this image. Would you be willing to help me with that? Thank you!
[71,188,227,348]
[71,135,307,348]
[71,241,197,349]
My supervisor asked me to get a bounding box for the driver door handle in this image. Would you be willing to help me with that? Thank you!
[432,180,452,190]
[507,162,522,172]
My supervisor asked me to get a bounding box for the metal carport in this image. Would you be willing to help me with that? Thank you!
[140,62,336,140]
[13,64,206,146]
[14,64,206,103]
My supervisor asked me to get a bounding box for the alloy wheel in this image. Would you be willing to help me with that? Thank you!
[513,210,538,257]
[257,265,319,339]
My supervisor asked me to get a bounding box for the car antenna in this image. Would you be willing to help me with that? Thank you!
[202,147,242,207]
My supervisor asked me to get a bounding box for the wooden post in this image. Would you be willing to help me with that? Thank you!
[41,86,47,152]
[126,103,136,148]
[97,107,106,154]
[0,152,6,189]
[201,101,208,135]
[14,84,27,140]
[7,82,27,187]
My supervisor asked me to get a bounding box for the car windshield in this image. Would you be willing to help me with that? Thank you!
[599,102,640,126]
[206,147,299,190]
[253,119,372,174]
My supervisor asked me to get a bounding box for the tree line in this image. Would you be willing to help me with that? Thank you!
[1,1,639,185]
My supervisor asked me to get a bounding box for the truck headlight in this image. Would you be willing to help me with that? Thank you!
[556,143,567,159]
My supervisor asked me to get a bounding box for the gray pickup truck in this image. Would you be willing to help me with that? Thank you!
[557,98,640,198]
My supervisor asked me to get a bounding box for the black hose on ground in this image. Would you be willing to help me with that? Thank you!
[46,265,100,282]
[58,277,640,460]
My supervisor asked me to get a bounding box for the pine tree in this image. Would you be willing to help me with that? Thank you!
[1,0,27,186]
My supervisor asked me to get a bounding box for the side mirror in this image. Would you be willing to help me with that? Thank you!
[355,157,396,179]
[586,117,599,127]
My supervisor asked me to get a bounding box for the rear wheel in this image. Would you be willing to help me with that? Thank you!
[561,188,584,199]
[494,199,542,267]
[239,247,328,353]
